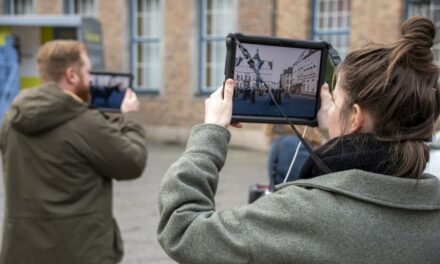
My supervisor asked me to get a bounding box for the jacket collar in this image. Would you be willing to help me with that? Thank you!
[63,89,84,103]
[277,169,440,210]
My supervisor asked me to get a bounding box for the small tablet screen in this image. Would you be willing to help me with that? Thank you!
[90,72,133,111]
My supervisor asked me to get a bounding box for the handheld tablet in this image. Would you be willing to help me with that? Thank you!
[90,71,133,112]
[224,33,340,126]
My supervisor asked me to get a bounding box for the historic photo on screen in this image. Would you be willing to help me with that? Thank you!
[233,43,322,118]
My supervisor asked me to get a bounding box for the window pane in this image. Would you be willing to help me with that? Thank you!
[313,0,350,58]
[200,0,235,93]
[146,43,160,88]
[137,66,144,87]
[0,0,6,14]
[137,15,143,36]
[204,42,212,89]
[213,41,225,88]
[204,41,225,92]
[65,0,95,16]
[137,0,161,38]
[132,0,162,91]
[14,0,34,14]
[137,44,143,64]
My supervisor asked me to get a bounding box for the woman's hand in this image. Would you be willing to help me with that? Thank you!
[317,83,333,141]
[205,79,242,128]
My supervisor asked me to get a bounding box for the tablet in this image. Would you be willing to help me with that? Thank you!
[224,33,339,126]
[90,71,133,112]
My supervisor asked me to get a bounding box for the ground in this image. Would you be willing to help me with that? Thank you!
[0,141,268,264]
[233,93,316,118]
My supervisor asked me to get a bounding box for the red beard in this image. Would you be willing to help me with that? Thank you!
[74,75,91,103]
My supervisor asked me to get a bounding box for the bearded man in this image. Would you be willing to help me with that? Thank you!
[0,40,147,264]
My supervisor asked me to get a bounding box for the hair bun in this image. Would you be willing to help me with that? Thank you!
[388,16,437,78]
[400,16,436,49]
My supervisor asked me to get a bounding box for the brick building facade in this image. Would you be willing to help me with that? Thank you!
[0,0,429,149]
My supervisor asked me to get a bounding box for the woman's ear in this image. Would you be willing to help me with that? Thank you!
[349,104,364,133]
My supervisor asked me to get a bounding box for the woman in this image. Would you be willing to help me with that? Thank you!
[158,17,440,263]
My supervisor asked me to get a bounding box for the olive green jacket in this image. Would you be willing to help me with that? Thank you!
[158,124,440,264]
[0,83,147,264]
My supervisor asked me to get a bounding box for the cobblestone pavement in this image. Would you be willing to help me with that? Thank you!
[0,142,268,263]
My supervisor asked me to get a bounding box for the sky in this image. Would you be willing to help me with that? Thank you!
[236,43,322,83]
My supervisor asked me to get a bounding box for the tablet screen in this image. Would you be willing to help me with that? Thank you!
[90,72,133,111]
[233,43,323,119]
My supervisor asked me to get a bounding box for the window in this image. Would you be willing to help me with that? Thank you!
[199,0,236,93]
[407,0,440,64]
[14,0,32,14]
[130,0,162,92]
[64,0,96,17]
[312,0,351,59]
[0,0,6,14]
[2,0,34,14]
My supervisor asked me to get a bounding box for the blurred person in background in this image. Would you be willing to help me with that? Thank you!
[265,124,324,189]
[0,40,147,264]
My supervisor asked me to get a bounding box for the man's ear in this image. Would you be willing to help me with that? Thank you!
[349,104,364,133]
[65,67,78,85]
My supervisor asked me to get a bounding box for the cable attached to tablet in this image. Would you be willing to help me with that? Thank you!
[233,37,333,175]
[283,126,307,184]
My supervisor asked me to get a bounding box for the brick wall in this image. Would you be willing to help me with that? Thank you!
[35,0,61,14]
[98,0,127,71]
[135,0,204,129]
[238,0,274,35]
[32,0,427,149]
[276,0,310,39]
[351,0,405,49]
[137,0,275,148]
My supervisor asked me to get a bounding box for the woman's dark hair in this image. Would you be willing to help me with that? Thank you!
[337,16,440,178]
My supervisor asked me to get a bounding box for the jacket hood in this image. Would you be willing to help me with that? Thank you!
[282,169,440,210]
[8,82,88,135]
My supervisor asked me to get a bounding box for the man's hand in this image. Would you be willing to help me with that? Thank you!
[121,88,140,113]
[317,83,333,141]
[205,79,241,128]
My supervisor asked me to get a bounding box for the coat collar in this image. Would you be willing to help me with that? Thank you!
[277,169,440,210]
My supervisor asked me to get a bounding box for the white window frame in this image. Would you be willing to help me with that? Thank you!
[312,0,351,59]
[198,0,237,94]
[130,0,163,93]
[5,0,34,14]
[64,0,96,17]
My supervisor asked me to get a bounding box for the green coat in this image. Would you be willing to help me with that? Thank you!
[158,124,440,264]
[0,83,147,264]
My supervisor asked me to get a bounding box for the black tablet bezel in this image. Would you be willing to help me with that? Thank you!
[89,71,134,112]
[224,32,329,126]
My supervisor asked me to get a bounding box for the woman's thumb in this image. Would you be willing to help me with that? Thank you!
[224,79,234,101]
[321,83,330,96]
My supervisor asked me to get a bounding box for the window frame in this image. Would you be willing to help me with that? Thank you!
[197,0,237,95]
[405,0,440,17]
[129,0,163,94]
[0,0,9,14]
[64,0,96,17]
[4,0,34,15]
[311,0,351,59]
